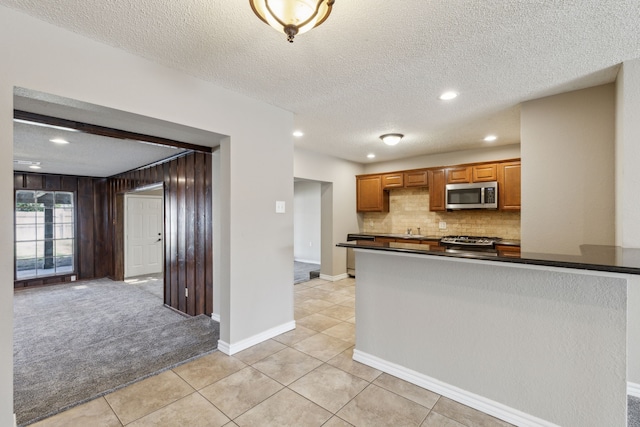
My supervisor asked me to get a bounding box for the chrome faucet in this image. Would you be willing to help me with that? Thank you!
[417,227,421,235]
[407,228,412,235]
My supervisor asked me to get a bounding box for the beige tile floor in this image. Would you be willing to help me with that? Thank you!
[30,277,513,427]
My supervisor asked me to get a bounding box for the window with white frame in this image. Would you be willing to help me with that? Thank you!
[15,190,75,279]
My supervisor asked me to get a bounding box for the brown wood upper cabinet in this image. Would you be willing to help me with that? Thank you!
[404,169,429,187]
[382,173,404,189]
[356,175,389,212]
[446,166,471,184]
[448,164,497,184]
[427,169,446,211]
[472,163,497,182]
[498,161,521,211]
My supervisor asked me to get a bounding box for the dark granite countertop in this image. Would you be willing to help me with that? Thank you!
[338,240,640,275]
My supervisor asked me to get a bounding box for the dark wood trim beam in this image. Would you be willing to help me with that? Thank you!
[14,110,213,153]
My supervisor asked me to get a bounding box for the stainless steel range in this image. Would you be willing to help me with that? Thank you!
[440,236,500,247]
[439,236,501,255]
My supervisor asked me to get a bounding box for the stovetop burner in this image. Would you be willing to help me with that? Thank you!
[440,236,502,247]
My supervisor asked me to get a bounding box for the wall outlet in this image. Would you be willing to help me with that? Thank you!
[71,275,77,281]
[275,200,286,213]
[439,221,447,230]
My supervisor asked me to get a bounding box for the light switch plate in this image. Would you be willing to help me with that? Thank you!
[275,200,286,213]
[439,221,447,230]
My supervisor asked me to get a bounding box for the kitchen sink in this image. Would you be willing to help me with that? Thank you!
[389,234,425,239]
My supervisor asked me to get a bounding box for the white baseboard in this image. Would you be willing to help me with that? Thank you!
[14,413,16,427]
[629,381,640,398]
[218,320,295,355]
[295,259,320,265]
[353,349,559,427]
[210,313,220,322]
[319,273,349,282]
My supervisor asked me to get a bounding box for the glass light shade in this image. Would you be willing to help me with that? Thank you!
[250,0,334,42]
[380,133,403,146]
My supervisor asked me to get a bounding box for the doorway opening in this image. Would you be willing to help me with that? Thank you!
[294,179,322,284]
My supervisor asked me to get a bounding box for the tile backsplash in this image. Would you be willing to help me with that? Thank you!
[362,187,521,240]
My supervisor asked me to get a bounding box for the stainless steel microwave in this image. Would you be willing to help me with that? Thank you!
[445,181,498,209]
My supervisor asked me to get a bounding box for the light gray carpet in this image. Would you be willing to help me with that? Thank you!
[294,261,320,284]
[14,276,219,426]
[630,396,640,427]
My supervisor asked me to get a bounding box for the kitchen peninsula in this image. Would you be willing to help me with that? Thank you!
[338,240,637,426]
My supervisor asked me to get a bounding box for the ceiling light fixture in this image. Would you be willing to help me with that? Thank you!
[380,133,403,146]
[367,153,375,159]
[50,138,70,144]
[14,160,40,166]
[293,130,304,137]
[438,91,458,101]
[29,165,42,170]
[13,118,79,133]
[484,135,497,142]
[250,0,335,43]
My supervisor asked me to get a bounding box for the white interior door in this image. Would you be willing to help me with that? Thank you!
[126,195,163,278]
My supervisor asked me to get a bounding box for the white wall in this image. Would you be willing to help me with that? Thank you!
[294,181,321,264]
[521,84,615,254]
[616,60,640,248]
[0,7,294,424]
[294,148,364,278]
[362,144,521,174]
[616,59,640,388]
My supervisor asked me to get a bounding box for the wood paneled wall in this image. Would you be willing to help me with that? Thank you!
[13,173,108,288]
[13,151,213,316]
[108,152,213,316]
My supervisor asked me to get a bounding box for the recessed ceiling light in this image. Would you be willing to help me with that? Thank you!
[29,165,41,169]
[50,138,69,144]
[380,133,403,146]
[438,91,458,101]
[367,153,376,159]
[293,130,304,137]
[484,135,497,142]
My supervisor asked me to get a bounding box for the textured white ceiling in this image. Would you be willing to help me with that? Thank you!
[2,0,639,164]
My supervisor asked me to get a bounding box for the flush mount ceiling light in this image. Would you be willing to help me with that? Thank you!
[438,91,458,101]
[293,130,304,137]
[367,153,376,159]
[250,0,335,43]
[50,138,70,144]
[484,135,497,142]
[380,133,403,146]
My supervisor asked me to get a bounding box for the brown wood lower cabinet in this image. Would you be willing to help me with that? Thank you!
[496,244,521,258]
[375,237,396,243]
